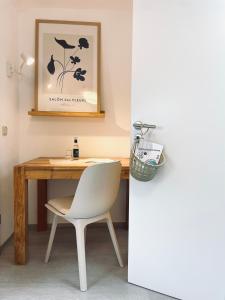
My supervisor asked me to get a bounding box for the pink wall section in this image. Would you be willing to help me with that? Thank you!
[17,0,132,224]
[0,0,19,245]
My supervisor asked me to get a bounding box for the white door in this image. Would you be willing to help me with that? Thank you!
[128,1,225,299]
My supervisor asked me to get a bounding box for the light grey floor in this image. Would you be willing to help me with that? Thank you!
[0,227,173,300]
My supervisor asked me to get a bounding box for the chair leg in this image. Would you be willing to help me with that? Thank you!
[74,220,87,292]
[106,213,124,267]
[45,214,58,263]
[84,226,87,244]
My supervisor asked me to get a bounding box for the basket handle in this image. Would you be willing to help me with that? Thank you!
[148,152,166,167]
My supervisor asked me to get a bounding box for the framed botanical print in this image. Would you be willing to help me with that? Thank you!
[34,19,101,114]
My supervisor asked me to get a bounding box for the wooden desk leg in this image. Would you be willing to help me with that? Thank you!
[14,166,28,264]
[125,179,129,230]
[37,179,47,231]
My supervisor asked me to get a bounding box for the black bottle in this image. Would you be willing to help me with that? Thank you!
[73,137,79,159]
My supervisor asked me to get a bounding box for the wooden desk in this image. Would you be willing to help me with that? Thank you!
[14,157,129,265]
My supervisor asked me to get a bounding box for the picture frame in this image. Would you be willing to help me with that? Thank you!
[33,19,102,116]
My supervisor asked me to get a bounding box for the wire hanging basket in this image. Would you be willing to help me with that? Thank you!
[130,121,166,182]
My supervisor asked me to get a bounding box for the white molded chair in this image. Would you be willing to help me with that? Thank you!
[45,161,124,291]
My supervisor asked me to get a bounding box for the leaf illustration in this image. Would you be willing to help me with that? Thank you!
[47,55,55,75]
[55,38,75,49]
[78,38,89,49]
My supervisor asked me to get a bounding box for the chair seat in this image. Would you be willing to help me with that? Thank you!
[48,196,73,215]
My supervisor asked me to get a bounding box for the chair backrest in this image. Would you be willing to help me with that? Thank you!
[65,161,122,219]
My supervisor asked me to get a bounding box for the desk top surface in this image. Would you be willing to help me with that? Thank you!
[16,157,130,170]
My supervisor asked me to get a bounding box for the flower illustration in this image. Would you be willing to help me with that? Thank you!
[73,68,87,81]
[70,56,81,65]
[78,38,89,49]
[47,36,89,92]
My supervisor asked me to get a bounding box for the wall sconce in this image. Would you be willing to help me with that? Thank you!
[7,53,35,78]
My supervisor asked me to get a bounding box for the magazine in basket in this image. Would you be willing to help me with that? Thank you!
[135,139,163,164]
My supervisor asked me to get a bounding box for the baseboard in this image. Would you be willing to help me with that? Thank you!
[2,221,127,233]
[0,222,126,254]
[28,222,127,231]
[0,233,13,254]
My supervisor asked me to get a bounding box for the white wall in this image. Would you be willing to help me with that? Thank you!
[0,0,19,245]
[17,0,132,224]
[129,0,225,299]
